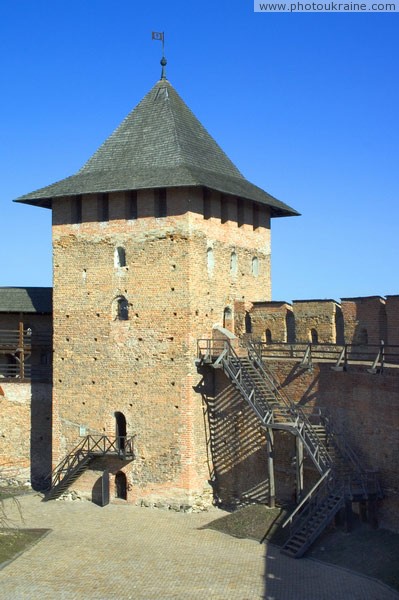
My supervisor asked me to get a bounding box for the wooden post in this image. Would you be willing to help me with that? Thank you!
[296,435,304,503]
[267,430,275,508]
[19,319,24,379]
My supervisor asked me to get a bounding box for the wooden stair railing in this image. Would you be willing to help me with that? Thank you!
[197,338,381,558]
[44,435,134,500]
[198,339,332,475]
[281,474,345,558]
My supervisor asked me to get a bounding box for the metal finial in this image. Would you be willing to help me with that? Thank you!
[160,55,167,80]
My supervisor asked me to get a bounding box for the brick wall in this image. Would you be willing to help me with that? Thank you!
[202,367,270,507]
[0,381,52,488]
[385,296,399,345]
[292,300,338,343]
[51,186,271,507]
[243,301,294,343]
[341,297,387,345]
[265,359,399,531]
[239,296,393,347]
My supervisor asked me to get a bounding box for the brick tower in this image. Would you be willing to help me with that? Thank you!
[16,72,297,507]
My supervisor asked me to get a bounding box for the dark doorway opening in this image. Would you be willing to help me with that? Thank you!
[245,311,252,334]
[115,471,127,500]
[310,328,319,344]
[115,411,127,451]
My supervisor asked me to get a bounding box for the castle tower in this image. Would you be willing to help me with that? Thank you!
[16,75,297,506]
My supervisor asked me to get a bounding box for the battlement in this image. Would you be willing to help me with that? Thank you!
[234,295,398,345]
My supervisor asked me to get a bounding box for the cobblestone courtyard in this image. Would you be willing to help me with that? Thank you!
[1,494,398,600]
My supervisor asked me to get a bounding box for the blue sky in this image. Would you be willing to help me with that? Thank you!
[1,1,398,301]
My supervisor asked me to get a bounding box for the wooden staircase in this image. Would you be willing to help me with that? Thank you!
[281,476,345,558]
[45,435,135,500]
[197,338,381,558]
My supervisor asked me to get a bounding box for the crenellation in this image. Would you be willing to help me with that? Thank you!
[237,296,394,346]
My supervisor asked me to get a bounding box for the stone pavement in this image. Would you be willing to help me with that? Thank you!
[1,494,398,600]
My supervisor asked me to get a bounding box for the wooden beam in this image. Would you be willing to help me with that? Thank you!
[296,435,304,503]
[19,319,25,378]
[266,430,275,508]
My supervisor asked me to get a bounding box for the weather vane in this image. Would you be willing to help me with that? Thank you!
[152,31,167,79]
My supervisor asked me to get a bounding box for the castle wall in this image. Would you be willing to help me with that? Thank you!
[386,296,399,345]
[201,368,270,507]
[266,360,399,531]
[240,301,293,343]
[235,295,394,348]
[341,296,387,345]
[292,300,337,343]
[51,186,271,506]
[0,381,52,488]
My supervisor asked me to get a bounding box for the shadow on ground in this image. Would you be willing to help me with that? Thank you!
[201,504,399,592]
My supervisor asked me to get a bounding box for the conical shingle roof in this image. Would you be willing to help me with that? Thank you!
[14,79,298,217]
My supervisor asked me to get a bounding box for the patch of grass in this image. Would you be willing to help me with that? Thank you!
[203,504,399,592]
[0,529,49,566]
[201,503,291,546]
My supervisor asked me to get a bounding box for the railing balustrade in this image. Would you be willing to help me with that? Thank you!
[0,328,52,381]
[253,340,399,369]
[50,435,135,489]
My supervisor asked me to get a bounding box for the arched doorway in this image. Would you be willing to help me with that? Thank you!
[310,329,319,344]
[245,311,252,334]
[115,471,127,500]
[115,412,127,452]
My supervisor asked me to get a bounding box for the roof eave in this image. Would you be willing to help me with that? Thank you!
[14,183,299,218]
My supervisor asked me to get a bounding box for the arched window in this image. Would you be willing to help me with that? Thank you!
[286,310,295,343]
[310,328,318,344]
[223,307,233,330]
[207,247,214,276]
[265,329,272,344]
[251,256,259,277]
[114,246,126,268]
[230,250,237,276]
[245,311,252,334]
[115,411,127,451]
[113,296,129,321]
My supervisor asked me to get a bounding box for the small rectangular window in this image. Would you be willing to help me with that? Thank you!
[203,188,211,220]
[155,188,167,217]
[72,195,82,224]
[126,190,138,220]
[99,193,109,222]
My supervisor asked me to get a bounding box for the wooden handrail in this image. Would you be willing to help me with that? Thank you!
[282,468,332,529]
[50,435,135,488]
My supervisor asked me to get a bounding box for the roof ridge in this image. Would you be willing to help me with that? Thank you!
[157,81,184,169]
